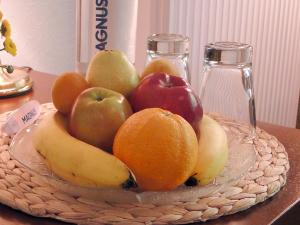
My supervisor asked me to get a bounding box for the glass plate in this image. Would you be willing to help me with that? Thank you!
[9,119,256,204]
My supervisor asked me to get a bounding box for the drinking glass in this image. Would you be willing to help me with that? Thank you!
[200,42,256,138]
[146,33,190,82]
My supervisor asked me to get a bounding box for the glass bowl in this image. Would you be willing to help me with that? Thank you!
[9,114,256,204]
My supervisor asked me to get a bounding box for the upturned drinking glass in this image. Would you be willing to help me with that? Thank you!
[146,33,190,82]
[199,42,256,138]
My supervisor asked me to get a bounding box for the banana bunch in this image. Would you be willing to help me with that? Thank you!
[187,115,229,186]
[32,112,133,189]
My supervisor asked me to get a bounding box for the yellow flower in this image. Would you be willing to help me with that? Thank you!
[0,11,3,21]
[1,20,11,37]
[3,37,17,56]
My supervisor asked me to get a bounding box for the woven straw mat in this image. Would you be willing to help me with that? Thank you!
[0,103,289,225]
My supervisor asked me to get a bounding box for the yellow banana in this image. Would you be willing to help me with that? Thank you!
[187,115,228,186]
[32,112,133,189]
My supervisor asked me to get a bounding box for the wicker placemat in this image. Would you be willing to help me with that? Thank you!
[0,103,289,225]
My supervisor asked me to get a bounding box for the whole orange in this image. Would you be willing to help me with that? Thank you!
[52,72,89,115]
[113,108,198,191]
[141,58,180,79]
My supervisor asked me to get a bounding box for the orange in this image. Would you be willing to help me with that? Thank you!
[113,108,198,191]
[52,72,89,115]
[141,58,180,79]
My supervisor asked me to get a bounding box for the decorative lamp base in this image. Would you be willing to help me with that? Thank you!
[0,67,33,97]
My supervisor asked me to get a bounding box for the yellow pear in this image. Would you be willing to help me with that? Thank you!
[86,50,139,97]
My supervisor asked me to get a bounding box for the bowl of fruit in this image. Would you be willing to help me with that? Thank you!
[9,50,256,205]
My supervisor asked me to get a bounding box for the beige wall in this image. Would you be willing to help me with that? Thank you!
[2,0,299,127]
[0,0,165,74]
[1,0,76,75]
[135,0,170,73]
[168,0,300,127]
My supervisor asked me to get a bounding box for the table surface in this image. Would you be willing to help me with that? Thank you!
[0,70,299,225]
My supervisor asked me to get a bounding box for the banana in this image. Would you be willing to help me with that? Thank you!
[32,112,133,189]
[187,115,228,186]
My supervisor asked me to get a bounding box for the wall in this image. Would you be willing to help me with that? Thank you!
[135,0,300,127]
[0,0,76,75]
[0,0,147,73]
[135,0,170,72]
[168,0,300,127]
[1,0,299,127]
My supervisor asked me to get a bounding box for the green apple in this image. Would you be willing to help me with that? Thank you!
[86,50,139,97]
[69,87,133,152]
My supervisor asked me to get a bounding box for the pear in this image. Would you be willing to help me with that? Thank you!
[86,50,139,97]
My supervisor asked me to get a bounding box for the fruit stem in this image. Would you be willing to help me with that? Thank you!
[184,176,198,186]
[96,96,103,102]
[122,173,137,189]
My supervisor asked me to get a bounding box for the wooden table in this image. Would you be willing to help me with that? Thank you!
[0,71,299,225]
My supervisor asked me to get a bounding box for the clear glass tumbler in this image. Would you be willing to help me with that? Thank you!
[146,33,190,82]
[200,42,256,138]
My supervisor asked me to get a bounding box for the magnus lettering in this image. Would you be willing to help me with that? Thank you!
[95,0,108,50]
[21,109,37,124]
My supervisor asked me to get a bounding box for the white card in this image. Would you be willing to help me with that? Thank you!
[2,100,41,135]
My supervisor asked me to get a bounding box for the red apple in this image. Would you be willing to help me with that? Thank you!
[130,73,203,133]
[69,87,133,152]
